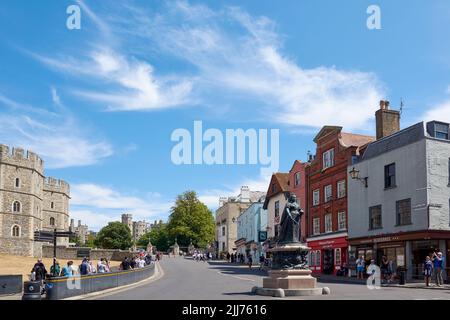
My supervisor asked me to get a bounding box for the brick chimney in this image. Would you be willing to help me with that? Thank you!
[375,100,400,140]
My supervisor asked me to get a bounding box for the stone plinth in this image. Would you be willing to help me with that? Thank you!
[253,243,329,298]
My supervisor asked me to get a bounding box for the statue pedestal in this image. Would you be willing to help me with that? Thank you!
[252,243,329,298]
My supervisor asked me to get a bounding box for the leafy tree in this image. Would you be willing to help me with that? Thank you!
[166,191,215,248]
[137,224,169,251]
[85,233,96,248]
[94,222,132,250]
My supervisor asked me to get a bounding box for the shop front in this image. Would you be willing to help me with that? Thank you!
[307,234,348,275]
[349,231,450,280]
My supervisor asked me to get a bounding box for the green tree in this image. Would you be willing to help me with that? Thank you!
[166,191,215,248]
[85,233,96,248]
[94,222,132,250]
[137,224,169,251]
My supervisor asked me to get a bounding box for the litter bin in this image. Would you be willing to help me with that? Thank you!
[22,281,42,300]
[398,268,406,285]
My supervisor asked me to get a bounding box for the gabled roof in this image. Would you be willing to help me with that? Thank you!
[263,172,290,209]
[289,159,308,172]
[313,126,342,143]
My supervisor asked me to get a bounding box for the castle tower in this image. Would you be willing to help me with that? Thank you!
[43,177,70,245]
[0,145,45,256]
[121,213,133,234]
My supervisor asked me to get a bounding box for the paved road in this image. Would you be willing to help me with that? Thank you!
[92,257,450,300]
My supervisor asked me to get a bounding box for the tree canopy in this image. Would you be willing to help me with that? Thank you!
[166,190,215,248]
[137,223,169,252]
[94,221,132,250]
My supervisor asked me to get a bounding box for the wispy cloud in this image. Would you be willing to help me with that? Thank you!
[31,0,384,130]
[70,183,172,230]
[0,91,113,168]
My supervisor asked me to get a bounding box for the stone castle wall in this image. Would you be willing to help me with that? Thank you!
[41,245,139,261]
[0,144,70,256]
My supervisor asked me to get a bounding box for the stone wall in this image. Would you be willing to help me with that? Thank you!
[41,245,139,261]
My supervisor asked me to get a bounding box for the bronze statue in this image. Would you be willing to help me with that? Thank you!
[277,194,303,244]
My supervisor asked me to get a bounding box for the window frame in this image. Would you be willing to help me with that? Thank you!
[313,217,320,235]
[294,172,301,187]
[337,211,346,231]
[324,213,333,233]
[384,163,396,189]
[337,180,346,198]
[369,205,382,230]
[312,189,320,206]
[15,178,20,188]
[396,198,412,226]
[274,201,280,218]
[324,184,332,202]
[11,225,20,237]
[322,148,335,170]
[12,201,21,213]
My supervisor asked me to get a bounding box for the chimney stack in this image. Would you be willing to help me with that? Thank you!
[375,100,400,140]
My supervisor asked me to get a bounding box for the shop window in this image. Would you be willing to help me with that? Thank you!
[338,211,346,230]
[335,248,342,266]
[384,163,396,188]
[323,148,334,169]
[337,180,346,198]
[315,250,321,266]
[313,217,320,235]
[324,214,332,233]
[313,189,320,206]
[369,205,382,230]
[396,199,411,226]
[324,185,332,202]
[310,251,316,266]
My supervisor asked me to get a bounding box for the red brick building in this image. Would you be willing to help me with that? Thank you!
[288,160,308,243]
[306,126,374,275]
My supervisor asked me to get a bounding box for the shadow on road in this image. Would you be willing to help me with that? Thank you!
[207,261,268,277]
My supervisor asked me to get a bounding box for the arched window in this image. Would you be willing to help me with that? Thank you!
[12,201,21,213]
[50,217,55,226]
[15,178,20,188]
[12,225,20,237]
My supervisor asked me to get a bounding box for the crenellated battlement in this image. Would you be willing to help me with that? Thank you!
[0,144,44,174]
[44,177,70,196]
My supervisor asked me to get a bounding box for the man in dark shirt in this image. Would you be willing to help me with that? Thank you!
[31,259,48,281]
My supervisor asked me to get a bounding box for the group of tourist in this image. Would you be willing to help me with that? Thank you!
[192,250,212,261]
[355,250,446,286]
[30,257,113,280]
[119,254,153,270]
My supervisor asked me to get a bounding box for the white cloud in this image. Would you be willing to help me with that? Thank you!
[70,183,172,230]
[424,100,450,123]
[0,93,113,169]
[32,1,384,130]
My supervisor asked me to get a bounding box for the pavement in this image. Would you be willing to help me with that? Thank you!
[3,258,450,300]
[92,258,450,300]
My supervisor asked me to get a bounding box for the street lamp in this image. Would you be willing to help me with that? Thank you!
[349,167,368,188]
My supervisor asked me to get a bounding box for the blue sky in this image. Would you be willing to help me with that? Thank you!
[1,0,450,230]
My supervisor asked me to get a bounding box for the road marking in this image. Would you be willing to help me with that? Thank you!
[217,271,256,282]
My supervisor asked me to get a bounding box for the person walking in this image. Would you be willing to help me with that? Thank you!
[424,256,433,287]
[259,254,265,270]
[31,259,47,282]
[356,255,365,279]
[248,255,253,269]
[432,251,444,287]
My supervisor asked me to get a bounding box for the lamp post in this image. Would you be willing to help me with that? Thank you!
[349,167,368,188]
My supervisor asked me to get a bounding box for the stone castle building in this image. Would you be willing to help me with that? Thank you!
[70,219,89,245]
[121,213,150,244]
[0,145,70,256]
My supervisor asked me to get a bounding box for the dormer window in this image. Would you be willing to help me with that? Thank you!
[427,121,449,140]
